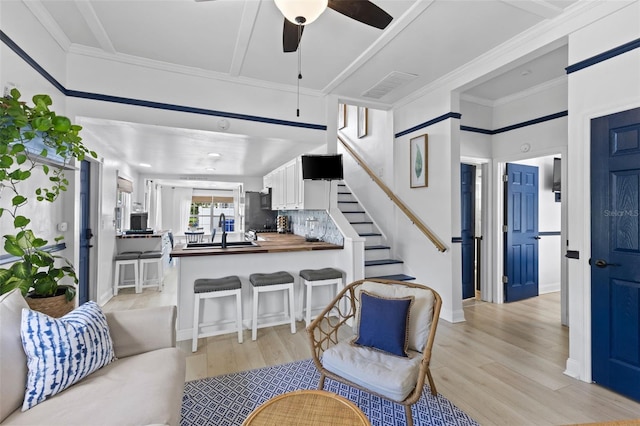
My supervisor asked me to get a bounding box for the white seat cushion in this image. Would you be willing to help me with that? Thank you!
[2,347,185,425]
[322,341,422,402]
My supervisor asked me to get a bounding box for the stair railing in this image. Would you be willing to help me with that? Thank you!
[338,136,448,253]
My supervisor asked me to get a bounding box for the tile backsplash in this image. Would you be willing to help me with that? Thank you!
[278,210,344,246]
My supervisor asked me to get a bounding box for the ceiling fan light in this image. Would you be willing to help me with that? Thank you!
[274,0,328,25]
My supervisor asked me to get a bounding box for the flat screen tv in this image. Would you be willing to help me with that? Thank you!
[130,212,148,230]
[301,154,344,180]
[552,157,561,192]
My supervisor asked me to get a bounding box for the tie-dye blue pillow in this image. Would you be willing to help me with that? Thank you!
[20,301,115,411]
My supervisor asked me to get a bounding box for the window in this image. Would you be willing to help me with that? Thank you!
[189,196,234,231]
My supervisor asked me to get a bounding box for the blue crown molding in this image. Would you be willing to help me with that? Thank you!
[460,110,568,135]
[566,37,640,75]
[460,125,493,135]
[395,112,462,138]
[0,30,326,131]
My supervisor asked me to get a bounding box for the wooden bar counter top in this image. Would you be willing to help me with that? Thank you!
[170,233,342,257]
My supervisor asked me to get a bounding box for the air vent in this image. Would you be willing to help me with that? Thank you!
[362,71,418,99]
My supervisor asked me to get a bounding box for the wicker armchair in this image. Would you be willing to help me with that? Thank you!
[306,279,442,426]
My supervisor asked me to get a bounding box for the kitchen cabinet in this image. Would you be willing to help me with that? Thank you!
[265,157,330,211]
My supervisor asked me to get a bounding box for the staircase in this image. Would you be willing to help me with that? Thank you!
[337,183,415,281]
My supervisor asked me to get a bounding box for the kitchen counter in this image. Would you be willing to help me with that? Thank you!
[170,233,342,258]
[171,233,347,342]
[117,230,169,239]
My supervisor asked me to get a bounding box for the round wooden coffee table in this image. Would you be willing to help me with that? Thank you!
[242,389,370,426]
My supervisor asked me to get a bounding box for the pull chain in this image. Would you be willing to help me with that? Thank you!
[297,23,302,117]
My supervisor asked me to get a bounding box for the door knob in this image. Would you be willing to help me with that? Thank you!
[594,259,620,268]
[533,236,541,240]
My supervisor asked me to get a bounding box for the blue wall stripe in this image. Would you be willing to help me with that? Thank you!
[566,37,640,74]
[0,243,67,266]
[538,231,561,236]
[395,112,462,138]
[460,111,568,135]
[1,30,326,131]
[460,125,493,135]
[492,110,568,134]
[0,30,66,94]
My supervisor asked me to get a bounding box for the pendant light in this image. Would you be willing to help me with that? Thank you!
[274,0,328,25]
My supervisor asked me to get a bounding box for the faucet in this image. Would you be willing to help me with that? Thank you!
[218,213,227,248]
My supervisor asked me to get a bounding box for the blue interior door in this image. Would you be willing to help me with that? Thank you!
[461,163,476,299]
[504,163,539,302]
[591,107,640,401]
[78,160,91,304]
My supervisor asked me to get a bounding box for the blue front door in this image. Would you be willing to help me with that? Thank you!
[504,163,539,302]
[78,160,91,304]
[591,107,640,401]
[461,163,476,299]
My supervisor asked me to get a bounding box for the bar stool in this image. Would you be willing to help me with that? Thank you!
[113,251,141,295]
[139,251,163,291]
[249,271,296,341]
[299,268,344,327]
[192,275,243,352]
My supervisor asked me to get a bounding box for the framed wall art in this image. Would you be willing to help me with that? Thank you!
[357,106,368,138]
[338,103,346,129]
[410,134,428,188]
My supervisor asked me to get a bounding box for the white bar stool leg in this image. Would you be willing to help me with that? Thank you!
[252,286,259,341]
[305,279,313,327]
[192,292,201,352]
[288,283,296,334]
[235,288,243,343]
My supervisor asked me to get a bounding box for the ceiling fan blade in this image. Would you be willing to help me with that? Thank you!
[328,0,393,29]
[283,19,304,52]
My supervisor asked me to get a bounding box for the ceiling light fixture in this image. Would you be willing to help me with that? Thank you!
[275,1,328,117]
[139,163,151,168]
[208,152,221,157]
[274,0,328,25]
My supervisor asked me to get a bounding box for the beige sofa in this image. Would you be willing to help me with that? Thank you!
[0,289,186,425]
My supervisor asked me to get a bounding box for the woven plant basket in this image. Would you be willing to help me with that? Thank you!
[26,290,74,318]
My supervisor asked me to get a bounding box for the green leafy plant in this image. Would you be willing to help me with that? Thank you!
[0,88,97,301]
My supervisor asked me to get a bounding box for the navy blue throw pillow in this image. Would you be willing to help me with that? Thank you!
[353,291,413,357]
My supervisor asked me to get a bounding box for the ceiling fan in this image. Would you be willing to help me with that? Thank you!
[276,0,393,52]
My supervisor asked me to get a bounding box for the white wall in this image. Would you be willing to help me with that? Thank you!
[394,86,462,323]
[338,105,397,250]
[565,0,640,381]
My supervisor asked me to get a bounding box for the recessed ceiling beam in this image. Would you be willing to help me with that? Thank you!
[501,0,564,19]
[74,0,116,54]
[229,0,261,77]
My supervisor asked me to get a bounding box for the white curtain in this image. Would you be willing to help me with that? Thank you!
[161,186,193,237]
[153,184,162,231]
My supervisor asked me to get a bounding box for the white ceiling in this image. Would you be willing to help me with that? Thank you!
[25,0,576,185]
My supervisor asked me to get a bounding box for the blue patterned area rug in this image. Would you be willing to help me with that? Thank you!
[181,358,479,426]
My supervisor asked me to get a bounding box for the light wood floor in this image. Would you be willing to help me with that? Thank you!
[103,265,640,425]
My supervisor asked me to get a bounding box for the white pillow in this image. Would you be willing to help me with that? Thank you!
[355,281,434,353]
[20,301,115,411]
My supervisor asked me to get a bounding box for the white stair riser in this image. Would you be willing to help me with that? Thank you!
[342,212,369,222]
[337,194,356,202]
[351,223,375,234]
[365,263,405,278]
[338,204,360,213]
[365,248,392,261]
[361,234,383,246]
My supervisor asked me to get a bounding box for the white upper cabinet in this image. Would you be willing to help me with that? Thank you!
[265,156,330,211]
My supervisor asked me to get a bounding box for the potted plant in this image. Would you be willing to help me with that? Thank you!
[0,88,96,316]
